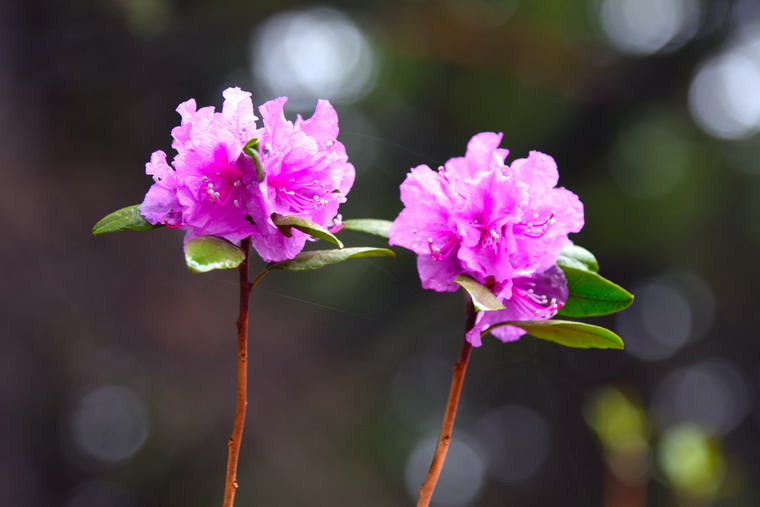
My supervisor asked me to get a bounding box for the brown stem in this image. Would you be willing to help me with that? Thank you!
[222,237,267,507]
[416,300,476,507]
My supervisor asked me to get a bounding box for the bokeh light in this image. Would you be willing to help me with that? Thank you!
[657,424,724,498]
[250,7,376,109]
[731,0,760,36]
[7,0,760,503]
[689,30,760,140]
[617,277,691,361]
[68,386,149,466]
[584,387,650,482]
[405,433,485,506]
[616,272,714,361]
[652,359,751,436]
[473,405,550,484]
[598,0,700,55]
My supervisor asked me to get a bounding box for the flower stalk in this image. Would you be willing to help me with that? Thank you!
[222,237,263,507]
[416,298,477,507]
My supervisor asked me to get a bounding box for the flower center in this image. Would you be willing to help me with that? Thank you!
[273,176,335,214]
[511,280,563,319]
[470,218,503,253]
[201,164,245,208]
[428,235,459,261]
[514,211,556,239]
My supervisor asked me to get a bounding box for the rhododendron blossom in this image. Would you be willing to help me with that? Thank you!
[141,87,261,242]
[389,132,584,346]
[140,87,354,262]
[250,97,355,261]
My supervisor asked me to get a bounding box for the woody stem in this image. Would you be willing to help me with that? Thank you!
[416,299,477,507]
[222,237,268,507]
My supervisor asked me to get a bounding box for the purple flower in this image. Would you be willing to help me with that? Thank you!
[248,97,355,261]
[141,87,262,242]
[389,132,584,346]
[140,88,354,262]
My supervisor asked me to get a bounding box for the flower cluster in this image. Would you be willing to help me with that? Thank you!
[140,87,354,262]
[389,132,584,346]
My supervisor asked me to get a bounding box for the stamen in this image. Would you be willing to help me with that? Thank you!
[437,165,450,183]
[328,214,344,233]
[515,211,556,238]
[513,283,564,319]
[427,236,459,261]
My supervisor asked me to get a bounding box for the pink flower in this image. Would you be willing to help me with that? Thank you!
[141,87,262,242]
[140,88,354,262]
[248,97,355,261]
[388,132,584,346]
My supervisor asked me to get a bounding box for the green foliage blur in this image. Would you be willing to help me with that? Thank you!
[3,0,760,506]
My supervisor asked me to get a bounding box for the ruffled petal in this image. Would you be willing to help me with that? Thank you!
[417,254,462,292]
[389,132,582,347]
[222,87,258,138]
[141,151,181,225]
[295,99,340,145]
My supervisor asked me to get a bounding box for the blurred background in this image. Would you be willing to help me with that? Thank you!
[2,0,760,505]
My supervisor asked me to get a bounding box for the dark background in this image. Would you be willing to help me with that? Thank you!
[3,0,760,505]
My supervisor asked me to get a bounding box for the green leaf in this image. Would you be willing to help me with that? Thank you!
[557,244,599,272]
[243,137,265,181]
[454,274,505,312]
[559,266,634,317]
[269,247,395,271]
[271,215,344,248]
[341,219,393,239]
[185,236,246,273]
[484,320,624,349]
[242,137,260,157]
[92,204,162,235]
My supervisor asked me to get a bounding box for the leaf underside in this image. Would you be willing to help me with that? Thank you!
[185,236,246,273]
[454,274,505,312]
